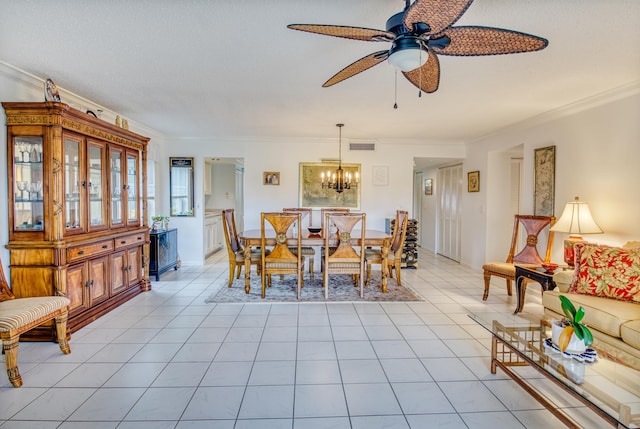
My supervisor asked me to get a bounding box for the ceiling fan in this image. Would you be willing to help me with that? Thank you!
[288,0,548,94]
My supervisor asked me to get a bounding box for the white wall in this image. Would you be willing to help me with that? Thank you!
[462,87,640,270]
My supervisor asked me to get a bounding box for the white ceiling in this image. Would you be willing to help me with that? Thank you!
[1,0,639,143]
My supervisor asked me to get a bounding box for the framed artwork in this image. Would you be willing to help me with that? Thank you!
[263,171,280,185]
[372,165,389,186]
[468,171,480,192]
[424,178,433,195]
[534,145,556,216]
[299,162,361,209]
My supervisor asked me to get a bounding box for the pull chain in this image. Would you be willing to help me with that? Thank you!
[418,49,423,98]
[394,69,398,109]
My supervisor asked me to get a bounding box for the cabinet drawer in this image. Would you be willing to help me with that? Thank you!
[115,232,146,250]
[68,240,113,262]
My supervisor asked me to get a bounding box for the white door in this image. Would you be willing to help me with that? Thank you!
[437,164,462,261]
[413,171,423,245]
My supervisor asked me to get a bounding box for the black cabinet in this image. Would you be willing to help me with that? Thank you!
[149,228,179,280]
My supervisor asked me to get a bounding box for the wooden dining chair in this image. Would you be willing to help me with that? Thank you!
[365,210,408,287]
[320,208,350,235]
[283,207,315,280]
[323,212,366,298]
[482,214,555,300]
[222,209,262,287]
[261,212,305,299]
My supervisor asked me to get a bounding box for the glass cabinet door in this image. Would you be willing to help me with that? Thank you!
[110,148,124,226]
[12,136,44,231]
[64,136,83,232]
[87,140,107,230]
[126,151,139,224]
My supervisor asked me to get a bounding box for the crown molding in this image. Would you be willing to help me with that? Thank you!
[471,81,640,143]
[0,61,165,141]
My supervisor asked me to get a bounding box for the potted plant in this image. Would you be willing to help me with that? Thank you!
[551,295,594,354]
[151,215,169,230]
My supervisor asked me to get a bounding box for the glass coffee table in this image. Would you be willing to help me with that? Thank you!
[470,312,640,428]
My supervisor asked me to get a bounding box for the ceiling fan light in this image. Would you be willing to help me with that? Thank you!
[388,47,428,72]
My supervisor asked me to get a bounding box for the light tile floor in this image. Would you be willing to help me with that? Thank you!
[0,249,604,428]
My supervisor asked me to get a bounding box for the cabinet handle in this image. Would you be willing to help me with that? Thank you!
[137,237,142,240]
[78,250,85,255]
[84,280,90,288]
[121,240,126,244]
[90,280,94,287]
[123,266,129,272]
[81,181,86,188]
[102,245,108,249]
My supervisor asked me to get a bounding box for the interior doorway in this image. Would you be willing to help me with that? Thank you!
[205,158,244,259]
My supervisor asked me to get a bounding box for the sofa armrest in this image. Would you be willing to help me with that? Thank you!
[552,269,575,292]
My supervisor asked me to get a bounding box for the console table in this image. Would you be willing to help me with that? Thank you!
[149,228,179,280]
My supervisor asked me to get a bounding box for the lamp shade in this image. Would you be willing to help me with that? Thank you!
[550,196,603,266]
[550,196,603,234]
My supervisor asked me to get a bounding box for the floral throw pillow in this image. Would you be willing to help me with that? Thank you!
[570,243,640,303]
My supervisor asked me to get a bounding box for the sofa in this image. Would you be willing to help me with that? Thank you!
[542,241,640,370]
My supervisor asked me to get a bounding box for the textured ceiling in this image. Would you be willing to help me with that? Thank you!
[1,0,639,143]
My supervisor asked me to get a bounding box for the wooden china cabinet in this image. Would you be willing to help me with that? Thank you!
[3,102,151,341]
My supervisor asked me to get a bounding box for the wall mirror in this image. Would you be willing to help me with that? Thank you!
[170,157,194,216]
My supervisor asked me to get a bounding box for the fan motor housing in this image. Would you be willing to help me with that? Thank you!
[386,11,408,35]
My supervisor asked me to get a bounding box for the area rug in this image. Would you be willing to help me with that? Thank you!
[205,274,423,303]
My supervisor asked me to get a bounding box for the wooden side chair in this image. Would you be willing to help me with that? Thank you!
[222,208,262,287]
[320,208,350,235]
[482,214,556,300]
[0,260,71,387]
[323,213,366,298]
[365,210,408,287]
[283,207,316,280]
[261,212,305,299]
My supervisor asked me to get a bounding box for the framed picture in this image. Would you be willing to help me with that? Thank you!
[372,165,389,186]
[468,171,480,192]
[424,178,433,195]
[534,145,556,216]
[299,162,361,209]
[263,171,280,186]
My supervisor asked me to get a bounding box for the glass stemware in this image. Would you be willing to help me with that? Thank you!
[33,181,43,200]
[29,183,37,200]
[16,181,27,200]
[15,142,25,162]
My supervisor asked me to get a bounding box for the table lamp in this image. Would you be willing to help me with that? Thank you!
[550,196,603,266]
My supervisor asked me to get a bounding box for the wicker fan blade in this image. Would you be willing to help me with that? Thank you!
[402,51,440,93]
[287,24,394,42]
[404,0,474,35]
[323,51,389,87]
[433,26,548,56]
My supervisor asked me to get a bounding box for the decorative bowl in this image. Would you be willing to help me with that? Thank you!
[541,262,559,274]
[308,227,322,234]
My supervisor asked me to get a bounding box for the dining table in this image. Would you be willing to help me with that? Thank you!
[239,229,392,295]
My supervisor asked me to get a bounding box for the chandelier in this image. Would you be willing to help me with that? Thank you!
[321,123,358,193]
